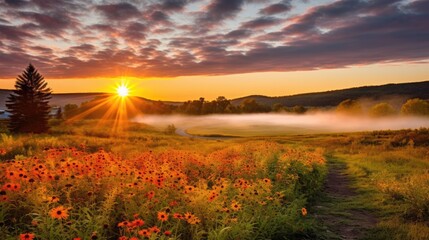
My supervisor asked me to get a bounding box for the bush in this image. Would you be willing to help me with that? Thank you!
[164,124,177,135]
[401,98,429,116]
[369,102,397,117]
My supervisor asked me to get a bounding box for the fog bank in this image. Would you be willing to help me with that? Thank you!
[133,113,429,136]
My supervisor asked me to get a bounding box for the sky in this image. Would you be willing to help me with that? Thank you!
[0,0,428,100]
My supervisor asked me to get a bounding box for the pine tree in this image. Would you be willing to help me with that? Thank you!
[6,64,52,133]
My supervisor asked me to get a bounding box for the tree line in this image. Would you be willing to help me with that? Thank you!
[4,64,429,133]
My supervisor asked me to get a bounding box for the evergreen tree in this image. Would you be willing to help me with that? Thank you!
[6,64,52,133]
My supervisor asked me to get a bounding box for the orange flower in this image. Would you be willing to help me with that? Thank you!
[117,221,130,228]
[173,213,183,219]
[184,185,194,193]
[132,219,144,227]
[184,212,200,224]
[19,233,35,240]
[73,238,82,240]
[147,191,155,200]
[2,183,20,191]
[164,230,172,236]
[46,196,60,203]
[301,207,307,216]
[138,229,151,237]
[150,226,161,234]
[50,206,69,219]
[231,201,241,211]
[157,211,168,222]
[118,237,127,240]
[262,178,271,184]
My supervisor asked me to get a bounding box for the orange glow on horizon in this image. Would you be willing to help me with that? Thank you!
[0,62,427,101]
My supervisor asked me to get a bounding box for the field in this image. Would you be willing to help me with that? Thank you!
[1,120,429,240]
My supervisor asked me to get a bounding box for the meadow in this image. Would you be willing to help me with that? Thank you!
[0,120,428,239]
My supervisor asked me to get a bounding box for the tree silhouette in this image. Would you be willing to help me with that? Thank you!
[6,64,52,133]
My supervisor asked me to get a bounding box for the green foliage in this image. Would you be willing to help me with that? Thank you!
[401,98,429,116]
[6,64,52,133]
[336,99,363,115]
[63,104,79,119]
[369,102,397,117]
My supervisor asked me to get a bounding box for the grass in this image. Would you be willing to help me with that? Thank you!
[0,120,326,240]
[1,120,428,239]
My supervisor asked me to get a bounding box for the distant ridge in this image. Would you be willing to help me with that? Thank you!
[1,81,429,109]
[231,81,429,107]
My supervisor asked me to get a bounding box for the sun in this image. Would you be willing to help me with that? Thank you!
[117,85,129,97]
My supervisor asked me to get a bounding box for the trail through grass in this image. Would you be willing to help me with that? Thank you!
[314,157,377,240]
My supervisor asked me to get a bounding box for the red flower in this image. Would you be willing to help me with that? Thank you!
[19,233,35,240]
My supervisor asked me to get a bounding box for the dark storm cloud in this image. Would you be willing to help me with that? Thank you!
[0,0,428,79]
[96,2,140,21]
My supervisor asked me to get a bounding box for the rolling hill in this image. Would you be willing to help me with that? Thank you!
[1,80,428,111]
[231,80,429,107]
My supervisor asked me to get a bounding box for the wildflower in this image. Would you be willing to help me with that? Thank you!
[138,229,151,237]
[118,237,127,240]
[132,219,144,227]
[117,221,130,228]
[150,226,161,234]
[263,178,271,184]
[164,230,172,236]
[184,185,194,193]
[46,196,60,203]
[184,212,193,221]
[231,201,241,211]
[169,200,178,207]
[2,183,20,191]
[19,233,35,240]
[157,211,168,222]
[50,206,69,219]
[301,207,307,216]
[73,238,82,240]
[129,237,139,240]
[173,213,183,219]
[147,191,155,200]
[184,212,200,224]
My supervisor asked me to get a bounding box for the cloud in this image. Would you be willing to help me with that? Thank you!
[259,2,291,15]
[225,29,253,39]
[0,0,428,79]
[198,0,244,28]
[0,24,33,42]
[160,0,190,11]
[96,2,140,21]
[17,11,78,37]
[240,16,282,29]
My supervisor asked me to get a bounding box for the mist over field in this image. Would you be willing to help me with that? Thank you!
[134,113,429,136]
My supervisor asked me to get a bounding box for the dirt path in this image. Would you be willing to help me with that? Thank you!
[315,159,377,239]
